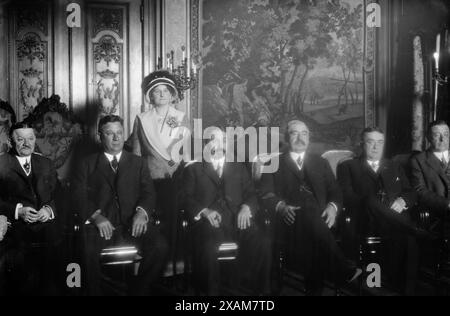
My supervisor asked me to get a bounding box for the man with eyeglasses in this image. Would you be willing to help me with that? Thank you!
[337,127,421,295]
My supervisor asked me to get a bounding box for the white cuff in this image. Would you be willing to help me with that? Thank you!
[329,202,338,213]
[275,201,286,213]
[15,203,23,220]
[136,207,149,223]
[328,202,339,213]
[194,208,208,222]
[85,210,101,225]
[43,205,55,220]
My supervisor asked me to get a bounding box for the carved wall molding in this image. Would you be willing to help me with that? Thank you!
[190,0,200,122]
[364,0,377,128]
[8,0,52,121]
[16,32,48,117]
[93,35,123,116]
[88,4,126,118]
[17,33,46,63]
[15,1,48,36]
[92,8,124,39]
[93,35,122,66]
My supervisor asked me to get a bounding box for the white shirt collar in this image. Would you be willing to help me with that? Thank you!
[16,155,32,165]
[211,156,225,170]
[290,151,305,170]
[433,151,449,162]
[367,159,380,166]
[104,152,122,162]
[290,151,305,162]
[16,155,32,175]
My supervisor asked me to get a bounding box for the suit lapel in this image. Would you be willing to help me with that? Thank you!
[116,151,131,187]
[379,159,394,187]
[31,154,44,179]
[302,154,322,196]
[202,161,221,187]
[96,153,116,190]
[9,154,30,181]
[360,157,379,182]
[282,152,303,181]
[425,151,448,185]
[221,162,232,182]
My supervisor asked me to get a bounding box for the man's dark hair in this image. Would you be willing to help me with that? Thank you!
[427,120,449,138]
[360,127,385,142]
[98,115,124,134]
[9,122,34,138]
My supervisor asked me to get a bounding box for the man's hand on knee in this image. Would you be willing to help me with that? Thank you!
[132,211,148,238]
[93,214,115,240]
[201,209,222,228]
[277,202,300,226]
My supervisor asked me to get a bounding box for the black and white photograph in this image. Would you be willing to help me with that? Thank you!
[0,0,450,301]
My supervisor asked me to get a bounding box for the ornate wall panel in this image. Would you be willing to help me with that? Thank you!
[9,0,53,120]
[364,0,377,128]
[87,4,127,119]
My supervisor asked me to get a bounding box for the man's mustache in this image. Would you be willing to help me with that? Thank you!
[294,139,306,146]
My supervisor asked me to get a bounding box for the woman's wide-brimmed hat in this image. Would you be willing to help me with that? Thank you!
[142,70,179,102]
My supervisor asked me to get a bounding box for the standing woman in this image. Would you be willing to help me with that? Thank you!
[127,70,188,257]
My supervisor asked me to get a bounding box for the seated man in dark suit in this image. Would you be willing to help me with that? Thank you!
[0,122,59,295]
[410,121,450,217]
[72,115,169,296]
[0,215,7,295]
[0,215,7,242]
[337,127,420,295]
[259,120,360,296]
[184,128,271,296]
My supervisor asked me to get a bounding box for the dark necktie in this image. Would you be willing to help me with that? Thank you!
[441,157,448,170]
[23,159,31,175]
[111,156,119,173]
[216,163,223,178]
[444,158,450,178]
[297,156,304,170]
[371,162,378,173]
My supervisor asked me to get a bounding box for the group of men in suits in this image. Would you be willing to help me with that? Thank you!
[1,115,450,296]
